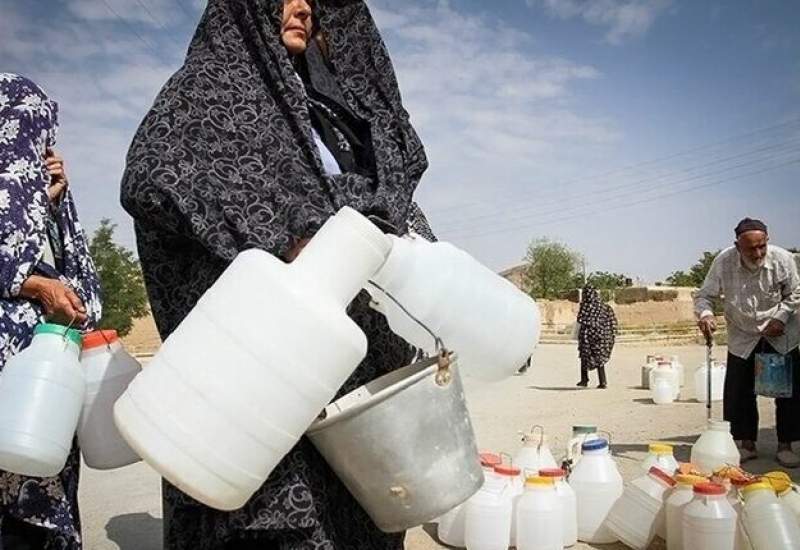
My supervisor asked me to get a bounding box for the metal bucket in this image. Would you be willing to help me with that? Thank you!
[306,353,483,533]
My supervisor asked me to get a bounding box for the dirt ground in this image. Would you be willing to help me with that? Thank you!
[79,343,798,550]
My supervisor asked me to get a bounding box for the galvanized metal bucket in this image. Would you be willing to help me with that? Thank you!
[306,352,483,533]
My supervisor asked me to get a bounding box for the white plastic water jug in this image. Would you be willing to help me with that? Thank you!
[652,378,676,405]
[0,323,85,477]
[568,438,623,544]
[690,420,740,475]
[606,466,676,550]
[666,474,708,550]
[642,443,680,475]
[566,425,600,465]
[650,362,680,401]
[464,465,514,550]
[694,359,725,402]
[438,452,501,548]
[79,330,142,470]
[514,426,557,475]
[671,355,686,387]
[641,356,658,389]
[114,207,392,510]
[540,467,577,547]
[740,481,800,550]
[779,485,800,525]
[516,476,563,550]
[682,482,736,550]
[495,463,523,548]
[366,234,541,382]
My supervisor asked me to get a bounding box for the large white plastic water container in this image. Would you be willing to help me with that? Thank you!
[682,482,736,550]
[606,466,676,549]
[438,452,501,548]
[496,464,523,548]
[690,420,740,475]
[671,355,686,387]
[642,443,680,475]
[694,359,725,402]
[650,362,680,402]
[79,330,142,470]
[366,234,541,382]
[568,438,623,544]
[514,426,557,475]
[566,425,600,466]
[779,485,800,525]
[464,465,514,550]
[540,467,577,547]
[114,207,392,510]
[516,476,563,550]
[0,324,85,477]
[666,474,708,550]
[740,481,800,550]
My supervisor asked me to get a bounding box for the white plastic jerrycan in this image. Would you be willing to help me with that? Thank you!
[464,464,515,550]
[514,425,557,475]
[666,474,708,550]
[0,323,85,477]
[79,330,142,470]
[740,481,800,550]
[682,482,737,550]
[779,485,800,525]
[438,452,501,548]
[606,466,676,550]
[695,359,725,402]
[650,361,680,402]
[670,355,686,387]
[366,234,541,382]
[114,206,392,510]
[690,420,740,475]
[540,467,577,547]
[641,443,680,475]
[566,425,599,466]
[568,438,623,544]
[516,475,563,550]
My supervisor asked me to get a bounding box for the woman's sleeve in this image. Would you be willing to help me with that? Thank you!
[0,109,49,298]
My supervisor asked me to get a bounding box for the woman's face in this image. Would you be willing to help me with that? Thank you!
[281,0,313,56]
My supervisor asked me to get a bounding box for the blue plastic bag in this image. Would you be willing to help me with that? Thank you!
[755,352,793,398]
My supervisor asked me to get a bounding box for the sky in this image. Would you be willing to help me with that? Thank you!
[2,0,799,282]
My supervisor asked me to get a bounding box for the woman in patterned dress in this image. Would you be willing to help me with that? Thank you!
[0,73,102,549]
[120,0,432,548]
[576,284,617,389]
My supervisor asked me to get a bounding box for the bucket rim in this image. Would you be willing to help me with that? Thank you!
[306,354,457,434]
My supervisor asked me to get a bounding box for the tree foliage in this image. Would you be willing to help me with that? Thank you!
[89,219,149,336]
[523,238,584,300]
[666,250,720,287]
[585,271,629,290]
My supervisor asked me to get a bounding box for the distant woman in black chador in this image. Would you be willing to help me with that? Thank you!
[576,284,617,389]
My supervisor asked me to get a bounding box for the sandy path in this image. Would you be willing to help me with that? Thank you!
[79,343,796,549]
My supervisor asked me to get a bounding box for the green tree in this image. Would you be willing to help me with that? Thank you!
[586,271,628,290]
[523,238,584,300]
[666,250,720,287]
[89,219,149,336]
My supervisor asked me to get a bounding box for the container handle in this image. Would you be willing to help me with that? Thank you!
[99,328,114,351]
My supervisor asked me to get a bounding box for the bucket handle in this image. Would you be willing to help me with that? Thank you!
[519,424,546,450]
[366,281,453,385]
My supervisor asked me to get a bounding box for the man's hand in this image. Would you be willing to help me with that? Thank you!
[698,315,717,342]
[20,275,87,325]
[762,318,786,338]
[44,148,68,202]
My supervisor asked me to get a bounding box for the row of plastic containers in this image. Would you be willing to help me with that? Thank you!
[644,355,726,405]
[439,419,800,549]
[0,324,142,476]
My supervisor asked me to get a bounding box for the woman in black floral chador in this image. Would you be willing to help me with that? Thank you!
[121,0,432,548]
[0,73,102,550]
[576,284,617,389]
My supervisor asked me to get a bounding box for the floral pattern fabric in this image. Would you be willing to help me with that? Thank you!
[577,285,617,370]
[0,73,102,550]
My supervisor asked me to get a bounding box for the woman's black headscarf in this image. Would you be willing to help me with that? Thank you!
[121,0,427,263]
[577,284,617,370]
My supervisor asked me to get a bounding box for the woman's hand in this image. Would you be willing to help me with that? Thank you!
[44,148,68,203]
[20,275,87,325]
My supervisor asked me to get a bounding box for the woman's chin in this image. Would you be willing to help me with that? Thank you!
[283,38,308,56]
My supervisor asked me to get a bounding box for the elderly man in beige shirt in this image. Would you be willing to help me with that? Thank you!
[694,218,800,467]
